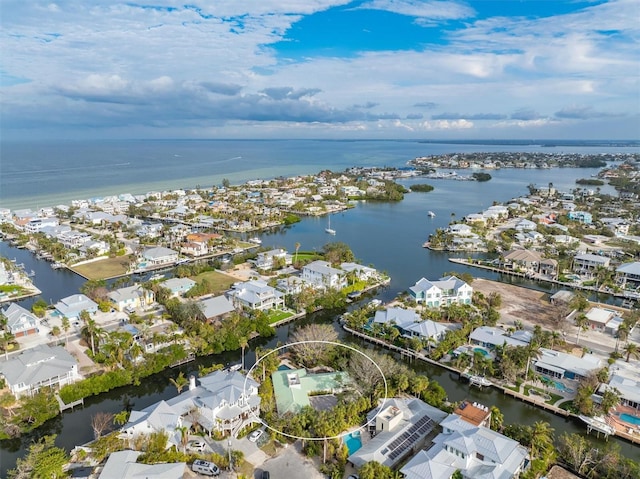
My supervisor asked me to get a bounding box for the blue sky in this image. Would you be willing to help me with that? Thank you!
[1,0,638,140]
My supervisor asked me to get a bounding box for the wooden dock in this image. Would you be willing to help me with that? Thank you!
[170,352,196,368]
[55,393,84,412]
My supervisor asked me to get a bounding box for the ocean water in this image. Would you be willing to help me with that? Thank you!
[1,139,636,210]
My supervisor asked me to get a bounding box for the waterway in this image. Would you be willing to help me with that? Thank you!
[1,165,639,475]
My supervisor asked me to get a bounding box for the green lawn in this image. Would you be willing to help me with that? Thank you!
[191,270,238,294]
[71,257,131,280]
[266,310,294,324]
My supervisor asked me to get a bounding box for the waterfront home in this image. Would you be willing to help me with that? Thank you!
[140,246,179,266]
[271,368,349,415]
[167,370,261,437]
[372,307,421,330]
[408,275,473,307]
[533,348,603,381]
[275,276,308,295]
[372,307,452,343]
[400,413,528,479]
[1,303,39,337]
[161,278,196,297]
[107,285,155,312]
[199,295,236,322]
[340,262,377,281]
[98,450,185,479]
[79,240,109,256]
[348,397,447,469]
[469,326,530,350]
[54,294,98,320]
[572,253,611,276]
[254,248,292,271]
[598,361,640,410]
[452,400,491,428]
[447,224,473,236]
[301,260,347,290]
[0,344,80,397]
[120,400,185,450]
[227,279,285,311]
[58,230,92,249]
[616,261,640,290]
[501,249,542,274]
[24,217,59,234]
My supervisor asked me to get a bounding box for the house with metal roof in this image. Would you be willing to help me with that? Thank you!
[161,277,196,296]
[141,246,179,266]
[409,275,472,307]
[572,253,610,276]
[54,294,98,320]
[0,344,80,397]
[533,348,603,381]
[199,295,236,321]
[616,261,640,290]
[107,285,154,312]
[347,397,447,469]
[271,368,349,415]
[469,326,529,350]
[2,303,40,337]
[227,279,284,311]
[371,307,452,343]
[301,260,347,290]
[401,413,528,479]
[98,450,185,479]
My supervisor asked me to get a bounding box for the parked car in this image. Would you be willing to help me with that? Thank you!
[187,440,206,452]
[248,429,264,442]
[191,459,219,476]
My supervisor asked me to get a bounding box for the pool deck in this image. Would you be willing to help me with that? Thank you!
[608,406,640,443]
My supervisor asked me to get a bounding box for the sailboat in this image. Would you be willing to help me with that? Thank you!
[325,214,336,235]
[428,210,436,217]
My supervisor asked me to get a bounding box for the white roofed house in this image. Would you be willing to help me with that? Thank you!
[401,413,528,479]
[227,279,284,311]
[301,260,347,290]
[409,275,473,308]
[54,293,98,320]
[98,450,185,479]
[254,248,292,271]
[340,262,377,281]
[0,344,80,397]
[572,253,610,277]
[141,246,179,266]
[533,348,603,381]
[2,303,40,337]
[616,261,640,290]
[469,326,530,350]
[199,295,236,322]
[120,400,185,450]
[107,285,155,312]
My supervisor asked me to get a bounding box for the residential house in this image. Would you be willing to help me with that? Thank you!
[584,307,619,332]
[408,275,473,307]
[539,258,559,279]
[120,400,185,450]
[271,368,349,415]
[452,400,491,428]
[161,278,196,296]
[600,217,630,236]
[401,413,528,479]
[254,249,292,271]
[107,285,155,312]
[598,361,640,410]
[1,303,40,337]
[533,348,603,381]
[199,295,236,321]
[514,218,537,231]
[616,261,640,290]
[567,211,593,224]
[0,344,80,397]
[141,246,179,266]
[572,253,610,276]
[448,224,473,236]
[166,370,261,436]
[469,326,530,350]
[372,306,453,344]
[98,450,185,479]
[54,294,98,320]
[24,217,59,234]
[276,276,307,296]
[340,262,377,281]
[227,279,284,311]
[301,260,346,290]
[502,249,542,274]
[348,398,447,469]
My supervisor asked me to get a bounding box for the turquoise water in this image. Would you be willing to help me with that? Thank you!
[620,413,640,426]
[473,347,489,357]
[277,365,291,371]
[344,431,362,454]
[554,381,574,394]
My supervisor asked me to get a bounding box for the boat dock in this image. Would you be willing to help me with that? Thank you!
[170,352,196,368]
[55,393,84,413]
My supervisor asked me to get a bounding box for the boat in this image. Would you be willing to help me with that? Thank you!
[325,215,336,235]
[248,237,262,244]
[347,290,362,300]
[149,273,165,281]
[428,211,436,217]
[51,262,64,270]
[579,415,615,436]
[468,375,492,388]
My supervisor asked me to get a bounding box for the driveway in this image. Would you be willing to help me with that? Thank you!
[257,441,324,479]
[208,433,270,468]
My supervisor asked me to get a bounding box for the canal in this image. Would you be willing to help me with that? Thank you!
[1,164,639,474]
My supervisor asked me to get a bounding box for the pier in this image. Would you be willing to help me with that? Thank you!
[169,352,196,368]
[55,393,84,413]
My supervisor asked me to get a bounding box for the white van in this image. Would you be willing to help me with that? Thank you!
[191,459,220,476]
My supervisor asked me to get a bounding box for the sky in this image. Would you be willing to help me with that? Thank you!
[1,0,639,140]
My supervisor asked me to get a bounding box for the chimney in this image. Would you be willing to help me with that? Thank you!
[189,375,196,391]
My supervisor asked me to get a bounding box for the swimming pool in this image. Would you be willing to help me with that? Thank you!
[619,413,640,426]
[553,381,574,394]
[473,347,489,357]
[344,431,362,454]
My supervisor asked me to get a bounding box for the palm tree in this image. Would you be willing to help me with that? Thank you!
[176,425,189,453]
[80,310,101,355]
[294,242,301,265]
[169,371,189,394]
[530,421,555,459]
[574,313,589,345]
[0,331,15,360]
[489,405,504,431]
[239,336,249,371]
[623,342,640,362]
[61,316,71,346]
